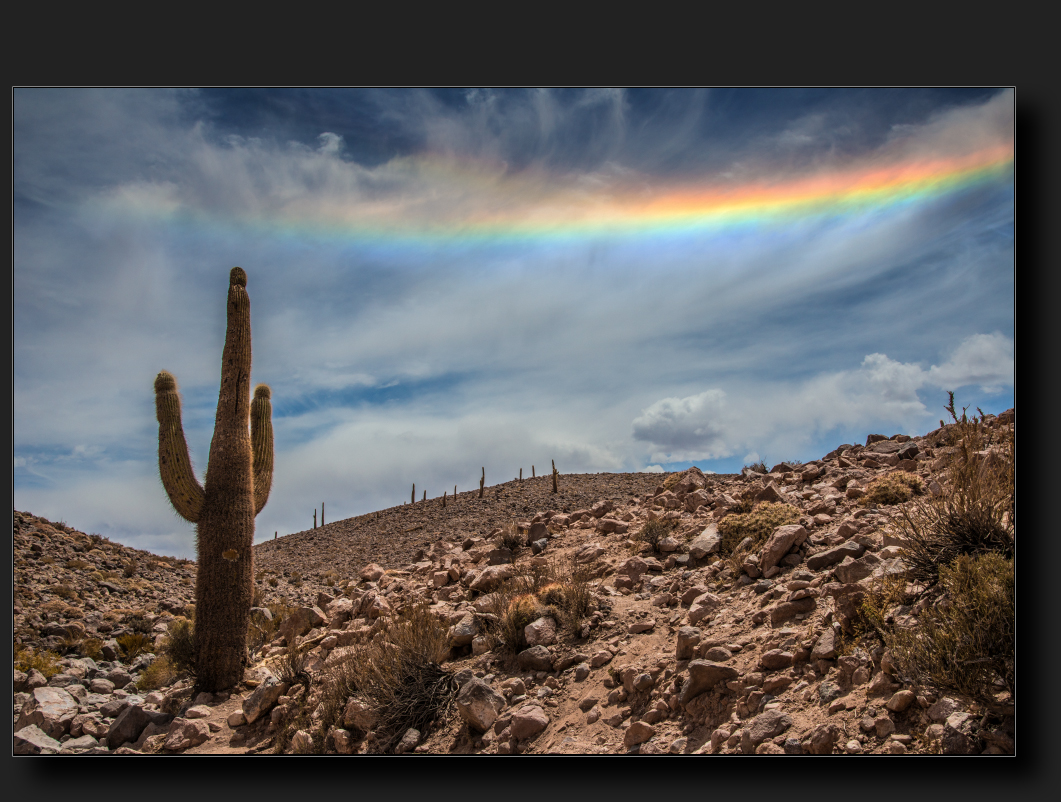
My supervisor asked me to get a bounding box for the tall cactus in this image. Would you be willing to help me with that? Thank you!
[154,266,273,692]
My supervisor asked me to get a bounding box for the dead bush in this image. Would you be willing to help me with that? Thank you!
[634,519,674,554]
[497,521,525,551]
[860,472,925,507]
[341,605,456,753]
[717,501,800,556]
[892,395,1014,587]
[163,616,196,677]
[886,552,1013,706]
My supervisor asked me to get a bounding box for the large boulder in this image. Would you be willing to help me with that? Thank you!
[163,718,211,751]
[279,606,327,644]
[688,525,721,561]
[510,705,549,740]
[686,592,721,625]
[242,675,288,724]
[448,612,478,647]
[469,564,517,593]
[455,678,506,733]
[760,525,808,573]
[741,709,792,754]
[15,686,79,739]
[516,645,554,671]
[679,661,739,706]
[105,704,172,749]
[13,725,63,755]
[524,617,557,647]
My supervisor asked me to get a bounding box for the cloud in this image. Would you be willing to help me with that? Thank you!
[632,390,728,454]
[631,333,1013,463]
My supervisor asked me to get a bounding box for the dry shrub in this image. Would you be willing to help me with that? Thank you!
[634,519,674,554]
[65,558,91,570]
[15,647,62,678]
[123,556,139,578]
[744,460,768,474]
[163,617,196,677]
[341,605,456,753]
[886,553,1013,706]
[892,395,1014,587]
[717,501,800,556]
[497,521,525,551]
[276,644,311,689]
[117,632,154,660]
[137,655,178,691]
[80,637,103,661]
[847,574,910,644]
[484,558,598,654]
[860,472,925,507]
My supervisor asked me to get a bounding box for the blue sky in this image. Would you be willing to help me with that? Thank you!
[13,88,1014,559]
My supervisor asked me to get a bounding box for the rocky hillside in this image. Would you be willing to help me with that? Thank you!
[13,410,1015,756]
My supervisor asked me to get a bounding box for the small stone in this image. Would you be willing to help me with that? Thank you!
[624,720,656,747]
[510,705,549,740]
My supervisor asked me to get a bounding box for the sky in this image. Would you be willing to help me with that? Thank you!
[12,88,1014,560]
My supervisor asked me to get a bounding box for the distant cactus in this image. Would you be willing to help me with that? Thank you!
[552,459,558,494]
[479,467,485,499]
[154,267,273,693]
[412,483,415,504]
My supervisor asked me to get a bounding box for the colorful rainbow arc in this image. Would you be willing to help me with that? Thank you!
[130,143,1014,246]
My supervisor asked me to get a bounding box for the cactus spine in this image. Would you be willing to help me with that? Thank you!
[154,266,273,693]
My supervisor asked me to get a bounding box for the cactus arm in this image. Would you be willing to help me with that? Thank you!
[251,384,274,515]
[154,371,205,522]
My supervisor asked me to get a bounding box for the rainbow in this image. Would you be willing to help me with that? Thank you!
[112,141,1014,248]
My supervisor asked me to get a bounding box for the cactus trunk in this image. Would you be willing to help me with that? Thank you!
[154,267,273,693]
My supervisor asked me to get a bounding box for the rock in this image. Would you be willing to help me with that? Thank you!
[756,482,784,504]
[759,650,794,671]
[658,536,681,552]
[469,564,517,593]
[227,710,246,727]
[687,592,721,625]
[628,619,655,634]
[759,525,809,573]
[15,686,79,739]
[290,729,314,754]
[818,680,842,704]
[163,718,211,751]
[807,540,865,570]
[868,671,900,696]
[769,596,816,625]
[524,617,557,647]
[624,721,656,747]
[680,661,739,706]
[811,629,838,660]
[242,676,287,724]
[676,627,702,660]
[332,728,357,754]
[528,521,549,541]
[279,606,327,644]
[575,543,606,563]
[13,724,62,755]
[688,525,721,561]
[589,650,614,668]
[875,715,896,738]
[740,709,792,753]
[456,678,506,733]
[927,697,963,722]
[517,646,554,672]
[834,556,875,584]
[802,723,841,755]
[448,612,478,647]
[360,563,385,581]
[597,518,629,534]
[510,705,549,740]
[343,697,378,732]
[590,500,615,518]
[616,556,649,583]
[942,712,979,755]
[106,704,173,749]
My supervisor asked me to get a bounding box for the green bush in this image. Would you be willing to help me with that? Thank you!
[717,501,800,556]
[887,553,1013,705]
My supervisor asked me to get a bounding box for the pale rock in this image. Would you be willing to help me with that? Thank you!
[687,525,721,561]
[589,650,614,668]
[16,686,79,739]
[163,718,211,751]
[185,705,211,719]
[343,697,378,732]
[448,612,478,647]
[524,616,557,647]
[359,563,385,581]
[242,676,288,724]
[227,710,246,727]
[290,729,314,754]
[13,725,63,755]
[740,709,792,753]
[687,592,721,625]
[333,728,357,754]
[469,564,517,593]
[759,525,808,573]
[456,678,506,733]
